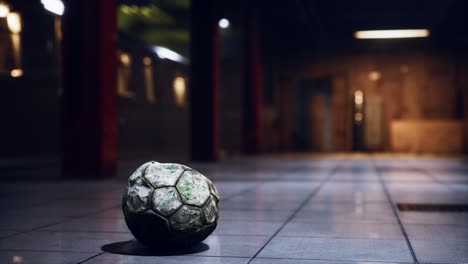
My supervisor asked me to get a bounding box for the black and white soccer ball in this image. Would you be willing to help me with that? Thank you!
[122,161,220,250]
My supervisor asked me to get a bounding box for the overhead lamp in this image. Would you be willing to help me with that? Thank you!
[173,77,186,107]
[354,29,430,39]
[153,46,188,64]
[41,0,65,16]
[218,18,230,29]
[120,53,131,66]
[0,2,10,18]
[7,12,21,33]
[11,69,23,78]
[368,71,381,81]
[354,90,363,105]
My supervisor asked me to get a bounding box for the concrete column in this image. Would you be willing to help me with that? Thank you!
[190,0,220,161]
[61,0,118,178]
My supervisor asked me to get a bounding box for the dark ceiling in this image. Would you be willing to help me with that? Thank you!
[117,0,468,57]
[258,0,468,55]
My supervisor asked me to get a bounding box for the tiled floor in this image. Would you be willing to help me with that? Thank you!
[1,155,468,264]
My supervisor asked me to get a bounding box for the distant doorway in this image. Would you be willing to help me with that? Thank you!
[293,78,333,152]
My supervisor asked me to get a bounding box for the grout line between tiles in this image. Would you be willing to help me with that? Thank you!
[371,156,419,263]
[75,239,136,264]
[75,252,106,264]
[246,162,341,264]
[412,167,463,193]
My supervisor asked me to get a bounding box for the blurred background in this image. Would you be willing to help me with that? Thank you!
[1,0,468,179]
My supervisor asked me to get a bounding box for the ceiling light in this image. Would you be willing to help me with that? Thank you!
[354,90,363,105]
[0,2,10,18]
[143,57,152,66]
[153,46,188,64]
[173,77,186,107]
[41,0,65,16]
[354,29,430,39]
[11,69,23,78]
[7,12,21,33]
[218,18,230,29]
[368,71,381,81]
[120,53,131,66]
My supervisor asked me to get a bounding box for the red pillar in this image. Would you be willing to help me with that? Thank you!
[243,14,264,154]
[61,0,118,178]
[190,0,220,161]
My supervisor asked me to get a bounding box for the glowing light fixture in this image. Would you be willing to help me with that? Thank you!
[354,113,363,122]
[120,53,131,66]
[173,77,187,107]
[10,69,23,78]
[0,2,10,18]
[368,71,381,81]
[354,90,363,105]
[354,29,430,39]
[7,12,21,33]
[153,46,188,64]
[143,57,152,66]
[218,18,230,29]
[41,0,65,16]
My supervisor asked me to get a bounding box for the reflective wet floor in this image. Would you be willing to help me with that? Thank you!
[1,155,468,264]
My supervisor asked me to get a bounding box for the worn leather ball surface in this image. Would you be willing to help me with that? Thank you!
[122,161,220,250]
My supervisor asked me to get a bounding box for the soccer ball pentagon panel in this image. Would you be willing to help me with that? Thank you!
[122,161,220,249]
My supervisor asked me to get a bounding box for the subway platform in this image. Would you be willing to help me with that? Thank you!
[0,154,467,264]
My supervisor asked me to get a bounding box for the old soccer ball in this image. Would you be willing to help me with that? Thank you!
[122,161,220,250]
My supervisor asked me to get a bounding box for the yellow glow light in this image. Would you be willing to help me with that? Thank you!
[354,90,363,105]
[143,57,151,66]
[354,29,430,39]
[354,113,363,122]
[173,77,186,107]
[120,53,131,66]
[368,71,381,81]
[0,3,10,18]
[11,69,23,77]
[7,12,21,33]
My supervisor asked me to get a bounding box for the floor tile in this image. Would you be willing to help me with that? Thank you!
[4,205,118,218]
[0,216,66,231]
[303,201,393,213]
[190,235,270,258]
[40,217,129,233]
[251,258,405,264]
[411,239,468,263]
[0,250,95,264]
[258,237,413,262]
[292,209,398,224]
[219,209,292,222]
[0,230,19,238]
[214,220,283,236]
[83,253,249,264]
[399,212,468,225]
[113,235,270,258]
[405,224,468,241]
[278,222,404,239]
[0,231,133,252]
